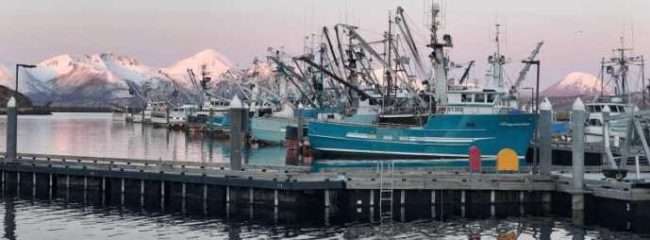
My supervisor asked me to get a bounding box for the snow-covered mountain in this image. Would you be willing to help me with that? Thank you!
[542,72,611,97]
[0,49,234,107]
[0,65,11,82]
[162,49,232,89]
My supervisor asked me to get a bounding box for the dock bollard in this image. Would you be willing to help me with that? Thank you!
[539,98,553,175]
[5,97,17,162]
[229,96,247,171]
[570,97,585,225]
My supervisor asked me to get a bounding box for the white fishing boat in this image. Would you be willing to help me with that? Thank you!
[583,40,644,143]
[168,104,199,129]
[148,101,169,127]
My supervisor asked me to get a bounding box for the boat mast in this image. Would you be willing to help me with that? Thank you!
[488,24,506,90]
[384,12,394,109]
[602,36,642,103]
[426,2,453,109]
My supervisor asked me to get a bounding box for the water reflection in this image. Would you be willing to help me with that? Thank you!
[0,113,286,164]
[0,190,646,240]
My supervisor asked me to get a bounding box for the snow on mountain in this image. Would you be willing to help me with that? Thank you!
[0,49,236,107]
[542,72,611,97]
[0,65,11,81]
[162,49,233,88]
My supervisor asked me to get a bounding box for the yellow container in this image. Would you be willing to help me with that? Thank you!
[496,148,519,172]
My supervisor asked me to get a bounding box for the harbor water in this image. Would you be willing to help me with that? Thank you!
[0,113,646,239]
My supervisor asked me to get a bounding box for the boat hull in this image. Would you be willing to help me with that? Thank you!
[250,117,295,144]
[308,114,537,159]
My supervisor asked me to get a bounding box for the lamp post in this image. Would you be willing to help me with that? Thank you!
[6,64,37,162]
[522,60,540,113]
[15,64,37,96]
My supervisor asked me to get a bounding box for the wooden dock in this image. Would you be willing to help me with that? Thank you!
[0,152,648,227]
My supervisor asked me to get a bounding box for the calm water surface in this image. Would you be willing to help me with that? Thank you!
[0,113,286,165]
[0,113,646,239]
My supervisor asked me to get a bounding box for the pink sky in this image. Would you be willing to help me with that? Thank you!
[1,0,648,89]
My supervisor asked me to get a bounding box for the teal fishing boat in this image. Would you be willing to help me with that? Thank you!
[308,113,537,159]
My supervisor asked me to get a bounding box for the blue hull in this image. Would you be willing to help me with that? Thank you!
[206,114,231,132]
[308,113,537,159]
[250,117,294,144]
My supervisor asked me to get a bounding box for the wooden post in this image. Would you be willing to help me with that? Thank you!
[297,104,304,165]
[571,98,585,225]
[160,181,165,210]
[48,174,52,199]
[121,178,125,205]
[229,96,247,171]
[431,190,436,205]
[274,189,279,207]
[181,183,186,214]
[83,176,88,203]
[324,190,330,208]
[31,172,36,198]
[248,188,254,205]
[16,172,20,195]
[203,184,208,215]
[140,179,145,208]
[539,98,553,174]
[5,97,17,162]
[226,186,231,203]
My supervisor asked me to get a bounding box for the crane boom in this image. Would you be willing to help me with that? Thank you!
[336,24,388,66]
[395,6,425,78]
[512,41,544,91]
[296,56,374,100]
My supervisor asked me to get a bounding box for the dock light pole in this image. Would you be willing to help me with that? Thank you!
[6,64,36,162]
[15,64,37,96]
[522,60,540,113]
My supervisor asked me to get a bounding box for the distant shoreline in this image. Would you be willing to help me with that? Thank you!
[0,106,118,115]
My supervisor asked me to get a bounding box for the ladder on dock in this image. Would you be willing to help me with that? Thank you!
[378,160,395,224]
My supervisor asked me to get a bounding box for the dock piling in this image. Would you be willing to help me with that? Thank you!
[571,98,586,225]
[140,180,145,208]
[229,96,246,171]
[5,97,17,162]
[539,98,553,174]
[297,104,304,165]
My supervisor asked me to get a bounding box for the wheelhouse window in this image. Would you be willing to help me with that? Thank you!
[588,119,602,126]
[474,93,485,103]
[486,94,495,103]
[589,105,603,112]
[609,105,619,112]
[461,94,471,102]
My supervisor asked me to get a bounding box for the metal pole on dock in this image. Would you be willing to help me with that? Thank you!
[5,97,17,162]
[229,96,246,171]
[571,98,585,225]
[539,98,553,175]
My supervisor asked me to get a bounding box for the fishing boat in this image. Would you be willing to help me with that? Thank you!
[168,104,199,129]
[250,103,295,144]
[583,41,643,143]
[148,101,169,127]
[307,4,539,160]
[309,113,536,159]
